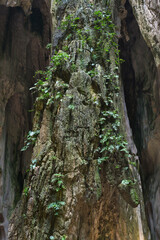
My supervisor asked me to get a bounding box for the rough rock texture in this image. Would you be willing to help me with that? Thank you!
[129,0,160,67]
[1,0,160,239]
[7,0,150,239]
[0,0,32,14]
[0,0,51,238]
[120,1,160,239]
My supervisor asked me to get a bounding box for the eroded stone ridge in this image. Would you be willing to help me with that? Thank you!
[130,0,160,67]
[8,0,150,239]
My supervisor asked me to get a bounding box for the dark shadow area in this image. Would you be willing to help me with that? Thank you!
[119,1,159,239]
[30,8,43,36]
[0,226,5,240]
[0,2,51,238]
[0,214,4,223]
[119,0,157,155]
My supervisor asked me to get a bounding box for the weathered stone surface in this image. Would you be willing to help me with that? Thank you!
[1,0,160,239]
[129,0,160,67]
[0,1,51,238]
[0,0,32,14]
[119,1,160,239]
[6,0,151,239]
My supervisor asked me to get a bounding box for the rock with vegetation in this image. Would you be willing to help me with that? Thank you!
[1,0,160,239]
[7,0,150,239]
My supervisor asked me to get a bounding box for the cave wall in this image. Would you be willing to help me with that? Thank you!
[6,0,151,239]
[129,0,160,68]
[0,1,51,238]
[0,0,159,239]
[120,1,160,239]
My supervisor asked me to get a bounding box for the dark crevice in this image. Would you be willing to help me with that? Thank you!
[0,2,51,239]
[30,8,43,37]
[119,0,157,155]
[119,0,159,239]
[0,214,4,223]
[0,7,10,55]
[0,226,5,240]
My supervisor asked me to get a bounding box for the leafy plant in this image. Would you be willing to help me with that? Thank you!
[21,130,40,152]
[46,43,52,49]
[30,50,69,105]
[30,159,37,170]
[68,104,75,110]
[23,187,29,196]
[71,63,78,72]
[51,173,65,192]
[88,69,98,77]
[60,14,79,31]
[47,201,65,215]
[130,188,139,205]
[121,179,133,186]
[50,51,70,71]
[61,236,67,240]
[30,70,51,102]
[47,173,66,215]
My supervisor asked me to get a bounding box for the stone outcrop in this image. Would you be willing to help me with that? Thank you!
[6,0,150,239]
[129,0,160,67]
[0,0,160,239]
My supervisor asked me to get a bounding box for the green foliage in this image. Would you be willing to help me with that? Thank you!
[91,10,117,65]
[47,173,66,216]
[57,9,130,166]
[21,130,40,152]
[130,188,139,205]
[55,91,62,100]
[87,69,98,77]
[30,50,69,104]
[50,51,70,71]
[47,201,65,216]
[46,43,52,49]
[68,104,75,110]
[30,70,52,102]
[81,10,131,165]
[30,159,37,170]
[51,173,65,192]
[120,179,139,205]
[71,63,78,72]
[23,187,29,196]
[61,236,67,240]
[97,69,130,164]
[121,179,133,186]
[60,14,80,31]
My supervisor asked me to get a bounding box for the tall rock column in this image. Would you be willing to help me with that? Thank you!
[127,0,160,239]
[7,0,150,239]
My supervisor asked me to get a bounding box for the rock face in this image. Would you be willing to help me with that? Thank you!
[0,0,159,239]
[129,0,160,67]
[0,0,32,14]
[120,1,160,239]
[6,0,149,239]
[0,0,51,238]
